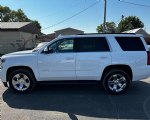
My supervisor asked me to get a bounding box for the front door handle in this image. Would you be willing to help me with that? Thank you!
[61,58,74,63]
[100,56,108,59]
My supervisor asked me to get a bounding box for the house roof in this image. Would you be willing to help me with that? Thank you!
[41,33,55,39]
[55,27,84,32]
[123,28,150,38]
[37,33,55,42]
[0,22,31,29]
[0,22,41,34]
[123,28,141,33]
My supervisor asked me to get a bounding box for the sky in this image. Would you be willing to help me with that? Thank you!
[0,0,150,34]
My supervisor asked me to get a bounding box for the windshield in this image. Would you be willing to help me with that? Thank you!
[32,42,49,52]
[32,37,61,52]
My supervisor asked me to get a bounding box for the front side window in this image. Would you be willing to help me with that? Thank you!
[48,39,74,53]
[56,39,74,53]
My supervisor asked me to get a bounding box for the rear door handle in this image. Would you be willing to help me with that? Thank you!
[66,58,74,60]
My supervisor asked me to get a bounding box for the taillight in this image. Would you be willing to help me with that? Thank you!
[147,51,150,65]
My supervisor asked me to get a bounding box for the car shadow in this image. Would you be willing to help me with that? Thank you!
[2,81,150,119]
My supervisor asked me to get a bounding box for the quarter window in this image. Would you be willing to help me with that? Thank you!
[115,37,145,51]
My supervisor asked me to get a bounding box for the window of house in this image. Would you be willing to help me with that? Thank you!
[16,40,23,43]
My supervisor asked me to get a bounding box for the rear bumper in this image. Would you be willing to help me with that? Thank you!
[133,66,150,81]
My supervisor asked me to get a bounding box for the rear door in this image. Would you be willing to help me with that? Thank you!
[75,37,111,80]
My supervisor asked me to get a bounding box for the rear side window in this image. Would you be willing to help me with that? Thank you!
[75,37,110,52]
[115,37,145,51]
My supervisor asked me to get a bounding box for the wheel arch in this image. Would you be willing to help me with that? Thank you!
[101,64,133,81]
[6,66,37,82]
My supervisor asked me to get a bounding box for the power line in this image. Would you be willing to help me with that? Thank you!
[118,0,150,8]
[42,1,100,30]
[115,18,122,24]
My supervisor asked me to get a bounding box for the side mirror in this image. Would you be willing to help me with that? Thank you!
[43,47,53,54]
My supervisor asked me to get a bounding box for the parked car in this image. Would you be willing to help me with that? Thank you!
[0,34,150,95]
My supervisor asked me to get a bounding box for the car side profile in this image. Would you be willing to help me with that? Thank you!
[0,33,150,95]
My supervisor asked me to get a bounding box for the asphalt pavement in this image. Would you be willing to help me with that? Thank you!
[1,78,150,120]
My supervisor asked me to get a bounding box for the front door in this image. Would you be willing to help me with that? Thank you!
[38,38,76,81]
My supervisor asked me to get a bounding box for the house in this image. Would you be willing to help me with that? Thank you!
[0,22,41,55]
[54,27,84,37]
[123,28,150,44]
[37,27,84,43]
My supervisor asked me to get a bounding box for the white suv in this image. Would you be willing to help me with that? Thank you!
[0,34,150,94]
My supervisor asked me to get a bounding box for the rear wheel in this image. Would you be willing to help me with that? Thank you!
[102,69,131,95]
[8,69,36,93]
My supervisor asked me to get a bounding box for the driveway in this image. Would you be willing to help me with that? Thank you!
[1,79,150,120]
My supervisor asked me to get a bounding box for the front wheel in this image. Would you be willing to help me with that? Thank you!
[102,69,131,95]
[8,69,36,93]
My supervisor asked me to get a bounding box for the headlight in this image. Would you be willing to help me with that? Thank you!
[0,58,6,69]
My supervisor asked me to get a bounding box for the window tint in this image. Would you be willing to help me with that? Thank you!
[115,37,145,51]
[76,37,110,52]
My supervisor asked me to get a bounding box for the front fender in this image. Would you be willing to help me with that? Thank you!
[2,54,40,82]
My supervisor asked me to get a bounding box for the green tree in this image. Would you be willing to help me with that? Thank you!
[31,20,42,30]
[117,16,144,33]
[0,6,11,22]
[97,22,116,33]
[0,5,41,30]
[14,9,29,22]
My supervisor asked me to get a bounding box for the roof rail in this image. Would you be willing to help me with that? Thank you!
[77,33,136,35]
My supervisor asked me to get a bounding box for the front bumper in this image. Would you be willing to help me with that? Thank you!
[0,69,7,83]
[0,69,8,87]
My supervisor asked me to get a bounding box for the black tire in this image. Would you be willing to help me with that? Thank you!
[8,69,36,93]
[102,69,131,95]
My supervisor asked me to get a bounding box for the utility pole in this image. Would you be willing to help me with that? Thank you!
[103,0,107,33]
[121,15,124,32]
